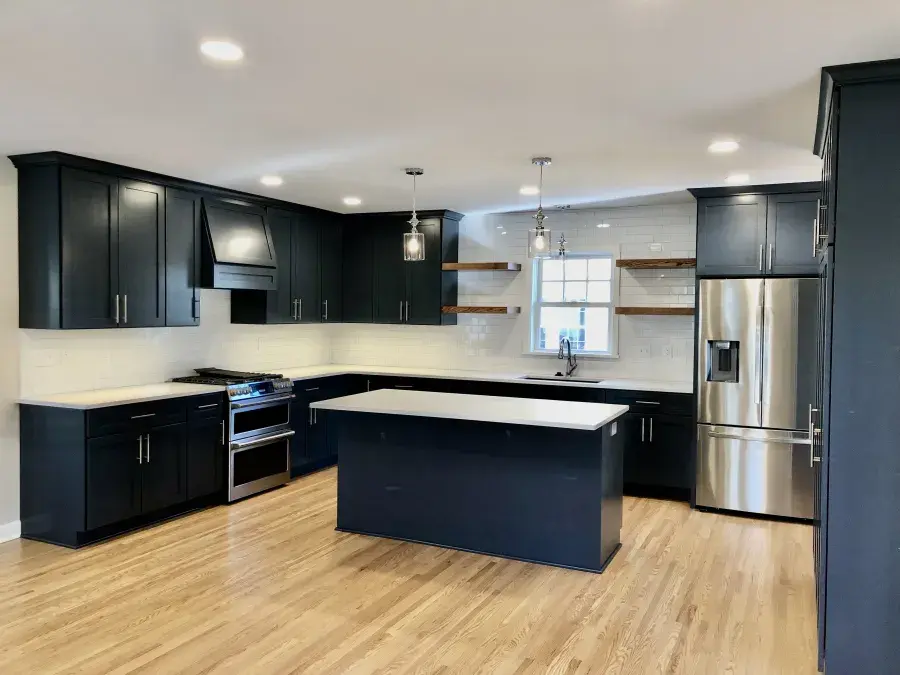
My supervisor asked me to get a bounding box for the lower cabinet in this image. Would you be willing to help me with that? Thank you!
[139,423,188,514]
[186,415,226,501]
[291,376,363,477]
[621,413,692,493]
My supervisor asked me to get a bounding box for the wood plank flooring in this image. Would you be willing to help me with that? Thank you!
[0,468,818,674]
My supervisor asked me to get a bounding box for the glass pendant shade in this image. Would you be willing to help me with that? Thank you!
[404,229,425,261]
[527,227,552,258]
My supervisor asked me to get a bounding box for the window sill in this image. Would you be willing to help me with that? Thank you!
[524,351,619,360]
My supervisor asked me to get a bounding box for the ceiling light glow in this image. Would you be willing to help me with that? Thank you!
[725,173,750,185]
[519,185,540,196]
[260,175,283,187]
[200,40,244,62]
[597,223,610,228]
[708,140,740,154]
[342,196,362,206]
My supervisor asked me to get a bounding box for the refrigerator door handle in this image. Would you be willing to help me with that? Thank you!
[706,431,812,445]
[755,309,764,408]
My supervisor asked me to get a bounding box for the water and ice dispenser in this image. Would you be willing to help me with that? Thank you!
[707,340,739,383]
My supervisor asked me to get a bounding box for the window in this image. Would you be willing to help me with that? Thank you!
[531,255,615,355]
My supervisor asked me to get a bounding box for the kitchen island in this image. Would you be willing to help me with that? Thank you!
[311,390,629,573]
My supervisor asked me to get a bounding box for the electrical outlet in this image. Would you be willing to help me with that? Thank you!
[637,345,650,358]
[649,243,663,252]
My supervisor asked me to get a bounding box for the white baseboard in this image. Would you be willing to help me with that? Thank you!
[0,520,21,543]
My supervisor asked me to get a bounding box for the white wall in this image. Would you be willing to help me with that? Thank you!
[0,161,20,539]
[332,203,697,381]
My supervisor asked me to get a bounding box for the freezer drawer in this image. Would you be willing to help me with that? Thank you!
[696,425,814,519]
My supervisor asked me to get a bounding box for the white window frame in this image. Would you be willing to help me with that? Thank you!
[528,253,619,358]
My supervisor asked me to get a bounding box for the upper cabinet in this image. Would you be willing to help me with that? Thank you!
[231,207,341,325]
[16,160,167,329]
[164,188,202,327]
[690,183,820,277]
[343,210,461,326]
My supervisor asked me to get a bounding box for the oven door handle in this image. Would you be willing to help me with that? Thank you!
[230,430,295,451]
[230,394,295,409]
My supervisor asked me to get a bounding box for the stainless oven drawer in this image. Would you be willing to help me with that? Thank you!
[229,397,292,442]
[228,430,293,502]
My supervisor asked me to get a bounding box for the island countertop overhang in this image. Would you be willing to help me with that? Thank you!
[310,389,629,431]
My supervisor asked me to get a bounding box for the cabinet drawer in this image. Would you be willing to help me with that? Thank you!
[87,399,187,438]
[187,394,225,422]
[605,390,692,416]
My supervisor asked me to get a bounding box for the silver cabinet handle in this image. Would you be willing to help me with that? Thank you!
[197,403,218,410]
[641,417,645,443]
[395,385,414,388]
[131,413,156,419]
[767,244,774,272]
[298,298,302,321]
[220,420,225,445]
[649,417,653,443]
[192,295,201,320]
[367,379,371,391]
[144,433,150,463]
[400,301,404,322]
[305,387,319,392]
[405,301,410,322]
[314,408,317,424]
[115,294,120,325]
[123,294,128,324]
[309,407,313,425]
[634,400,660,405]
[292,298,297,321]
[758,244,764,272]
[324,299,328,322]
[137,436,142,464]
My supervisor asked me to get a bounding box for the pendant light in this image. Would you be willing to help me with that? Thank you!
[557,232,568,258]
[527,157,552,258]
[404,168,425,261]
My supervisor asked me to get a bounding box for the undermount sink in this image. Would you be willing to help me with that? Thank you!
[520,375,604,384]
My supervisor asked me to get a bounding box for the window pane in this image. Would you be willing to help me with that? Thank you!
[564,259,588,280]
[538,307,586,351]
[588,258,612,280]
[564,281,587,302]
[541,281,563,302]
[587,281,611,302]
[583,307,610,352]
[543,259,564,281]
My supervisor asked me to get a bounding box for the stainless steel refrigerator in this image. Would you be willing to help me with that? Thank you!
[696,278,819,519]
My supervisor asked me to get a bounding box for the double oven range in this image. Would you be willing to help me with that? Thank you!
[173,369,294,501]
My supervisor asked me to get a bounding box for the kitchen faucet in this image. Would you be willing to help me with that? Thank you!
[558,338,578,377]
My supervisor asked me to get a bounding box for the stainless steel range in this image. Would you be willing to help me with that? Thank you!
[173,369,294,502]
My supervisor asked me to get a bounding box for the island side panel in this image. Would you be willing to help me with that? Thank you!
[599,418,625,567]
[335,411,622,573]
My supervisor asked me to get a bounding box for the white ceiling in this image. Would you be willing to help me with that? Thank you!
[1,0,899,214]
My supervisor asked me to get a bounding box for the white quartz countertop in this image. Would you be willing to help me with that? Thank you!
[18,383,225,410]
[278,364,693,394]
[311,389,630,431]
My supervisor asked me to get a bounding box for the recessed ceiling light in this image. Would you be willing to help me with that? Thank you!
[519,185,540,196]
[260,175,283,187]
[200,40,244,62]
[725,173,750,185]
[342,196,362,206]
[597,222,610,228]
[708,140,740,154]
[501,231,508,235]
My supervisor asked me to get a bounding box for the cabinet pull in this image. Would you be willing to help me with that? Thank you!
[309,407,313,425]
[305,387,320,392]
[813,216,819,257]
[220,420,225,445]
[323,300,328,322]
[641,417,645,443]
[192,295,201,320]
[137,436,143,464]
[767,244,774,272]
[197,403,218,409]
[400,301,404,322]
[131,413,156,419]
[115,294,120,325]
[298,298,302,321]
[634,400,660,405]
[649,417,654,443]
[367,379,371,392]
[405,301,410,322]
[145,433,150,463]
[395,385,414,389]
[758,245,764,272]
[314,408,317,424]
[123,294,128,324]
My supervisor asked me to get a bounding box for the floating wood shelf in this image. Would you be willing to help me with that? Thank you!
[616,306,695,316]
[442,262,522,271]
[616,258,696,269]
[442,306,522,315]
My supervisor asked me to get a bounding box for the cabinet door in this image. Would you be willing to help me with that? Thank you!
[141,423,187,514]
[645,414,692,490]
[320,214,343,322]
[341,221,373,322]
[406,218,444,325]
[60,168,119,329]
[86,432,142,530]
[290,399,310,477]
[187,417,225,500]
[265,208,297,323]
[118,180,165,327]
[620,413,647,486]
[766,193,819,275]
[372,218,410,324]
[293,213,321,323]
[165,188,202,326]
[696,196,768,276]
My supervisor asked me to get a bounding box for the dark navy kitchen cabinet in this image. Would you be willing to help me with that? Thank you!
[140,423,188,514]
[165,188,203,326]
[85,432,143,530]
[186,397,225,501]
[118,180,166,327]
[691,184,820,277]
[290,377,363,476]
[319,213,343,322]
[372,216,410,324]
[341,221,374,322]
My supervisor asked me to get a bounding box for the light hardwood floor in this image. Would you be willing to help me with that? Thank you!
[0,468,818,675]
